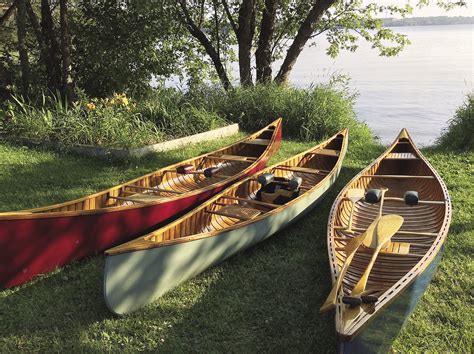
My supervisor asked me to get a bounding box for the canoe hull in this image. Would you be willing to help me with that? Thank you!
[0,163,266,290]
[338,246,445,354]
[104,169,339,315]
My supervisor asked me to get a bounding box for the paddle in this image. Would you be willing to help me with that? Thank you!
[320,216,381,314]
[377,187,389,218]
[350,214,404,296]
[345,189,365,234]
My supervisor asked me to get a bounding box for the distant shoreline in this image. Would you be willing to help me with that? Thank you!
[382,16,473,27]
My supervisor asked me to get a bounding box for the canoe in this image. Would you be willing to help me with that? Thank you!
[103,129,348,315]
[322,129,451,353]
[0,119,282,289]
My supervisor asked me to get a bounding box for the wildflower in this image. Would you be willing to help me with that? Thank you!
[86,102,96,111]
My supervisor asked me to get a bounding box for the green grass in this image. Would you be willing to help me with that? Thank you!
[0,138,472,352]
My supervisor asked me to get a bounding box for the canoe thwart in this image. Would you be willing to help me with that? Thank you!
[205,205,262,221]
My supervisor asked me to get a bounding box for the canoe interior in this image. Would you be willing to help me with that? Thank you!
[5,121,280,216]
[107,130,347,255]
[329,131,451,340]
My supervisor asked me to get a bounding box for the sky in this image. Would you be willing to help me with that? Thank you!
[363,0,473,17]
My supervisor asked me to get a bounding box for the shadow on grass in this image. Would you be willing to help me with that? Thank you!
[0,155,362,350]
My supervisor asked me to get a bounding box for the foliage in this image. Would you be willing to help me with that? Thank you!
[436,94,474,150]
[0,139,471,352]
[136,88,228,139]
[0,88,232,148]
[1,92,162,148]
[214,82,373,144]
[70,2,182,97]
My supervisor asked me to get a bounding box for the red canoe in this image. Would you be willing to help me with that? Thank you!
[0,119,282,289]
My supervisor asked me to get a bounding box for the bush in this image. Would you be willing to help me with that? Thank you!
[213,83,373,144]
[437,94,474,151]
[1,93,162,149]
[136,88,228,139]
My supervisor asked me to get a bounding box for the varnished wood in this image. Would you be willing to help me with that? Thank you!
[1,119,282,220]
[274,165,328,175]
[325,128,452,341]
[219,196,279,209]
[106,129,349,256]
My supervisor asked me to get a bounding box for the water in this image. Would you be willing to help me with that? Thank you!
[288,24,473,145]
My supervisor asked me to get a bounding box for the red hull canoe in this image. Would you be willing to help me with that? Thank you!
[0,119,281,289]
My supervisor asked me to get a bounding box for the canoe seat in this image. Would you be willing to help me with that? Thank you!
[206,205,262,221]
[243,138,270,146]
[308,148,340,157]
[110,194,166,204]
[207,154,257,162]
[386,152,419,160]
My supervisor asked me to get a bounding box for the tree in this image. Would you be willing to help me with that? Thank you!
[16,0,30,96]
[174,0,467,90]
[59,0,74,101]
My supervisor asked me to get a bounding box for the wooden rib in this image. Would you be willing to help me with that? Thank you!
[219,196,279,209]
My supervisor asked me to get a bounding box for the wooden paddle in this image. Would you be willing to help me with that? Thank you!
[350,214,404,296]
[377,187,389,217]
[345,188,365,234]
[320,216,380,314]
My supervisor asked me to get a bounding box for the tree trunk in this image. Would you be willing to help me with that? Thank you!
[16,0,30,96]
[255,0,276,83]
[274,0,336,84]
[178,1,232,91]
[41,0,61,93]
[60,0,74,102]
[0,1,16,27]
[236,0,255,86]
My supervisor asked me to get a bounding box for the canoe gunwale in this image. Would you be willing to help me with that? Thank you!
[327,128,452,340]
[0,119,282,221]
[105,129,348,256]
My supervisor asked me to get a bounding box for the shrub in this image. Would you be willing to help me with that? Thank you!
[136,88,228,139]
[437,94,474,151]
[213,83,373,144]
[1,93,162,148]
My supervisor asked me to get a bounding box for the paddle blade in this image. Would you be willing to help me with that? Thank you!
[376,214,404,247]
[363,214,404,248]
[347,188,364,202]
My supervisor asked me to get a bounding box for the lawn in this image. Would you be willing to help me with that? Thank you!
[0,136,472,352]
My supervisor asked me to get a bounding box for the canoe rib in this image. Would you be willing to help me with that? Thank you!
[325,128,451,343]
[103,129,349,315]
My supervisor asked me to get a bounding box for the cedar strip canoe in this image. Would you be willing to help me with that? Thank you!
[325,129,451,353]
[0,119,282,289]
[104,129,348,315]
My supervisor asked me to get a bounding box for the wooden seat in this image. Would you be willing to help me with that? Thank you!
[205,204,262,221]
[386,152,418,160]
[308,148,340,157]
[110,194,165,204]
[243,139,270,146]
[207,154,257,162]
[125,184,182,194]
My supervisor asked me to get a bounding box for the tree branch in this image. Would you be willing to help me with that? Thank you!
[178,0,232,90]
[0,1,16,27]
[221,0,238,34]
[275,0,337,84]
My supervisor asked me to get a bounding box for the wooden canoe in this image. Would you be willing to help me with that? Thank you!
[0,119,282,289]
[324,129,451,353]
[103,129,348,315]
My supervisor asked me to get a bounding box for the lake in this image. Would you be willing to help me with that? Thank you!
[288,24,473,145]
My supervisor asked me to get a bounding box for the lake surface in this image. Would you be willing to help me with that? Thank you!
[288,24,473,145]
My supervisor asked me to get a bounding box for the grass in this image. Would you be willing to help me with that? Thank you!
[0,137,472,352]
